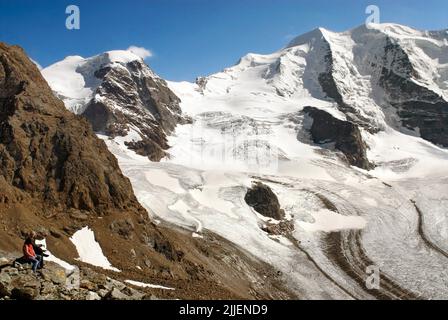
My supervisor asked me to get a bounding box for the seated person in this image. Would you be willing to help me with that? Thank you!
[23,237,42,273]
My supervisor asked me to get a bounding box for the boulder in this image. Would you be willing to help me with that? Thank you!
[11,287,37,300]
[0,255,148,300]
[41,267,66,285]
[86,291,101,300]
[0,281,10,298]
[39,281,59,299]
[0,257,10,267]
[105,277,126,291]
[121,286,145,300]
[3,266,20,276]
[97,289,109,298]
[80,279,97,291]
[10,275,41,300]
[104,287,130,300]
[0,272,12,293]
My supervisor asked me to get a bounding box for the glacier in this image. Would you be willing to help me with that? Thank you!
[43,23,448,299]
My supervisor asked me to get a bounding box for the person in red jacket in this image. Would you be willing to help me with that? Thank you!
[28,231,48,268]
[23,237,42,273]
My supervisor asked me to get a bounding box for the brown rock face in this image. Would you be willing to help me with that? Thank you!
[0,43,141,214]
[303,106,373,170]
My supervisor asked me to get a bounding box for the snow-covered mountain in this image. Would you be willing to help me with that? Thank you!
[187,23,448,145]
[43,50,186,161]
[43,23,448,299]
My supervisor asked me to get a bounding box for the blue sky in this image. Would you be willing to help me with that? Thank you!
[1,0,447,81]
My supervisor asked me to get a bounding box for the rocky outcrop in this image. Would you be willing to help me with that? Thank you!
[245,182,285,220]
[303,106,373,170]
[124,139,167,162]
[378,38,448,147]
[245,182,295,238]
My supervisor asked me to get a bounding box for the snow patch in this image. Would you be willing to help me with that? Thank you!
[70,227,120,272]
[125,280,175,290]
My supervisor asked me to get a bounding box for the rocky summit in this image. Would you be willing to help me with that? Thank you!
[43,51,188,162]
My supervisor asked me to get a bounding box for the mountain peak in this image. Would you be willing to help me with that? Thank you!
[102,50,143,64]
[286,22,445,49]
[286,27,330,48]
[74,50,144,74]
[43,47,184,162]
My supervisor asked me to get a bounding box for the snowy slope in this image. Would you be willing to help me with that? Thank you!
[44,23,448,299]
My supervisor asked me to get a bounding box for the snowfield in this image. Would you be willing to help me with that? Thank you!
[44,23,448,299]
